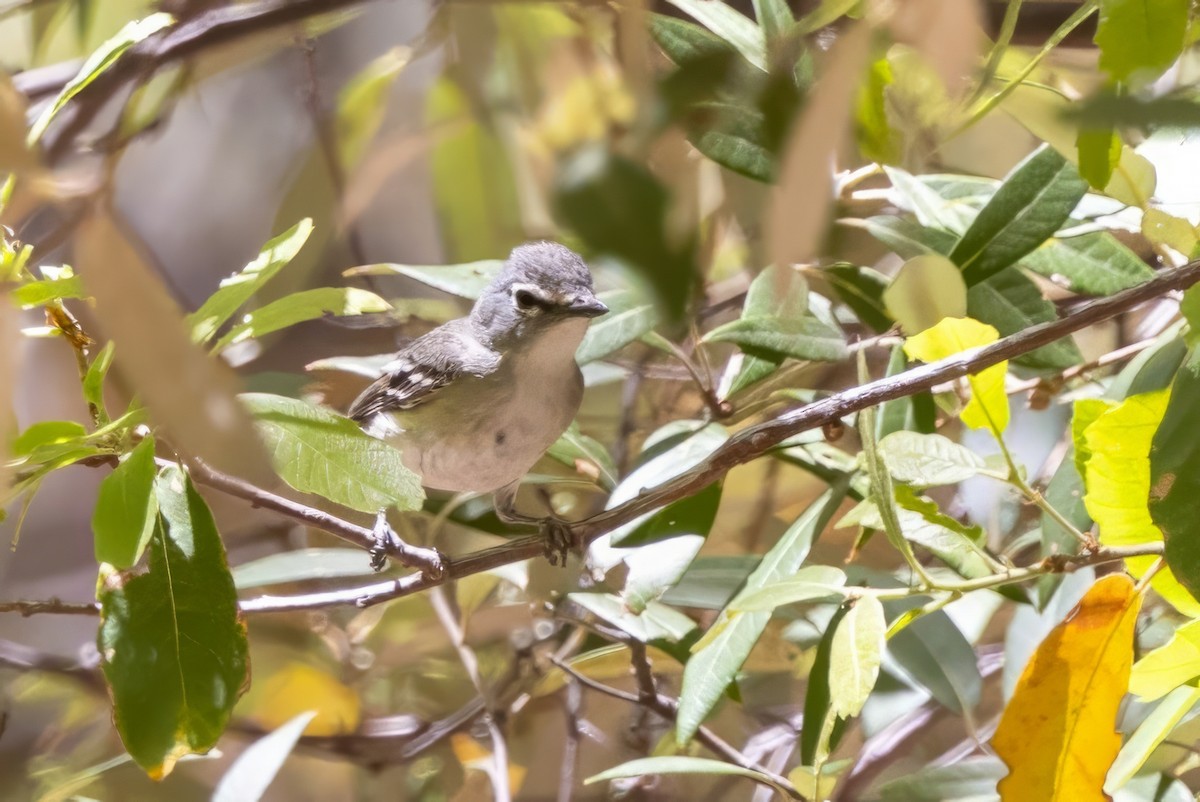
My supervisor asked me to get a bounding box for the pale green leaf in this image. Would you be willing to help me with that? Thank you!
[336,47,410,167]
[587,757,785,793]
[1105,686,1200,793]
[213,711,317,802]
[1130,620,1200,701]
[829,594,885,717]
[731,565,846,612]
[877,431,991,486]
[883,254,967,335]
[576,288,657,364]
[343,260,502,299]
[211,288,391,352]
[232,549,379,589]
[1096,0,1189,83]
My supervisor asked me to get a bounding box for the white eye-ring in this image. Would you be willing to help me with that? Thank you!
[512,285,545,312]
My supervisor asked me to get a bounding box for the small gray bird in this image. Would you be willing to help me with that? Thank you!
[349,241,607,565]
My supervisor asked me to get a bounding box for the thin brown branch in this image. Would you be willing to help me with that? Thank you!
[0,598,100,615]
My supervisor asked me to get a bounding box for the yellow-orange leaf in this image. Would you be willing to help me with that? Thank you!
[993,574,1141,802]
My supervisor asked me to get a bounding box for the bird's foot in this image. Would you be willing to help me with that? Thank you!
[370,510,447,578]
[540,517,576,567]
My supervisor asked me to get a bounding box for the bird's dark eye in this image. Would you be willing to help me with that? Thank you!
[514,289,542,311]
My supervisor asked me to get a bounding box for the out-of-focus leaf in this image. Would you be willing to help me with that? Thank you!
[664,0,767,71]
[684,101,774,182]
[676,487,845,745]
[796,0,858,34]
[576,287,657,364]
[336,47,410,167]
[428,77,523,262]
[546,422,617,489]
[856,57,897,165]
[567,592,696,642]
[78,211,273,485]
[649,13,736,65]
[877,431,992,486]
[1082,390,1200,616]
[188,219,315,345]
[1095,0,1188,84]
[949,146,1089,286]
[1021,233,1153,296]
[722,266,808,394]
[10,420,87,456]
[824,263,892,333]
[98,465,249,779]
[904,317,1008,436]
[851,215,958,259]
[232,548,380,589]
[885,167,972,234]
[0,73,32,172]
[1076,127,1121,190]
[211,288,391,352]
[883,253,967,334]
[766,21,871,269]
[556,147,695,326]
[887,0,982,96]
[661,556,759,609]
[11,275,86,308]
[240,392,423,513]
[704,316,847,362]
[1105,686,1200,794]
[83,340,115,415]
[212,711,316,802]
[92,436,158,569]
[27,12,173,144]
[1130,620,1200,700]
[889,608,982,715]
[586,757,785,794]
[731,565,846,612]
[251,663,359,736]
[622,535,708,614]
[993,574,1141,801]
[967,269,1082,370]
[829,594,884,718]
[875,757,1006,801]
[789,760,852,801]
[344,259,502,299]
[1071,93,1200,129]
[1142,208,1198,256]
[752,0,793,40]
[1150,358,1200,604]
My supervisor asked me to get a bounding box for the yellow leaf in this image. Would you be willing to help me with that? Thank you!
[903,317,1008,435]
[993,574,1141,802]
[1080,390,1200,616]
[1129,619,1200,701]
[1142,208,1198,256]
[251,663,360,736]
[450,733,527,795]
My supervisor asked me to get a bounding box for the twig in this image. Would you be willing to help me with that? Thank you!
[0,598,100,615]
[1006,336,1158,396]
[557,679,583,802]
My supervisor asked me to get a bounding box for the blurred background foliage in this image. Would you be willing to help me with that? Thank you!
[4,0,1200,800]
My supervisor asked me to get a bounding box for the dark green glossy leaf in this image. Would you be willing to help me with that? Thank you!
[1021,232,1153,296]
[1095,0,1188,83]
[188,219,314,345]
[950,147,1089,286]
[1150,353,1200,601]
[967,269,1081,370]
[98,466,249,779]
[241,392,423,513]
[93,436,158,569]
[676,486,846,744]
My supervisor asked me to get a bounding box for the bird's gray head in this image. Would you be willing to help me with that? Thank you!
[471,242,607,347]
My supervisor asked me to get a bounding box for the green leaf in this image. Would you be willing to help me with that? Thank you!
[731,565,846,612]
[724,266,809,393]
[1095,0,1189,84]
[240,393,423,513]
[98,465,249,779]
[11,420,87,456]
[676,486,846,744]
[188,219,315,345]
[801,603,850,764]
[622,535,708,614]
[567,592,696,642]
[856,57,896,166]
[885,167,972,234]
[1076,127,1121,190]
[336,47,410,167]
[92,436,158,569]
[27,12,174,144]
[661,555,759,609]
[883,254,967,335]
[967,269,1082,371]
[949,146,1089,286]
[555,148,695,326]
[877,430,992,486]
[1130,620,1200,701]
[664,0,767,71]
[829,594,885,717]
[1150,356,1200,604]
[851,215,958,258]
[824,263,892,333]
[752,0,793,40]
[212,711,316,802]
[687,104,774,182]
[83,340,115,415]
[11,275,87,308]
[232,548,379,589]
[211,288,391,352]
[614,481,722,548]
[1105,686,1200,794]
[1021,232,1153,296]
[587,756,785,793]
[875,758,1006,801]
[704,316,847,362]
[888,609,982,715]
[546,422,617,490]
[576,287,658,364]
[344,260,503,300]
[854,491,994,580]
[649,13,737,65]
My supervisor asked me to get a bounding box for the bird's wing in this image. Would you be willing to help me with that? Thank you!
[347,322,499,422]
